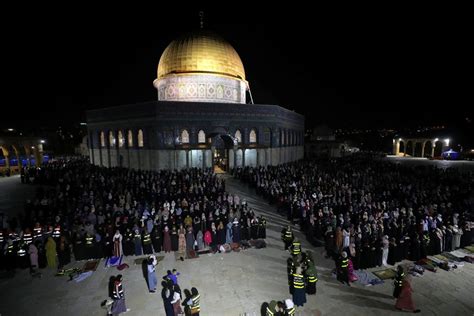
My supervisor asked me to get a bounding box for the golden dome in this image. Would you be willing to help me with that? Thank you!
[157,30,245,81]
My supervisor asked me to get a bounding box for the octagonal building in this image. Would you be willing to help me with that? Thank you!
[87,30,304,171]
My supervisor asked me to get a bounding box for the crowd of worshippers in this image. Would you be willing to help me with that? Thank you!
[233,155,474,270]
[0,158,267,273]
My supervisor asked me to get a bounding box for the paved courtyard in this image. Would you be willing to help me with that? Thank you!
[0,175,37,219]
[0,174,473,316]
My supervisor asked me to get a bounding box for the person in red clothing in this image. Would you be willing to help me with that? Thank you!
[395,275,420,313]
[204,229,212,247]
[111,274,130,314]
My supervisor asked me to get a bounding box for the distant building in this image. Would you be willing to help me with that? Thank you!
[392,137,450,158]
[0,134,46,174]
[310,125,336,141]
[305,125,357,158]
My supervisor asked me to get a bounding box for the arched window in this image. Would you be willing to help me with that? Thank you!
[109,131,116,147]
[138,129,144,147]
[100,131,105,147]
[181,129,189,144]
[249,129,257,143]
[127,130,133,147]
[198,130,206,143]
[118,131,124,148]
[263,127,271,143]
[235,130,242,143]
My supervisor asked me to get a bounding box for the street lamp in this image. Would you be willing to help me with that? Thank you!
[7,128,14,131]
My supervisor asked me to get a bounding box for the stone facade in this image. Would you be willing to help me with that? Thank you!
[87,101,304,171]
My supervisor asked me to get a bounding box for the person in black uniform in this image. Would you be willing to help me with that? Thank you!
[287,257,295,295]
[151,225,162,253]
[282,225,294,251]
[142,228,153,255]
[393,265,405,298]
[337,251,350,286]
[258,216,267,239]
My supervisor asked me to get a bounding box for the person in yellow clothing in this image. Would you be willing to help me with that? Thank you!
[292,266,306,306]
[45,237,57,269]
[290,239,301,257]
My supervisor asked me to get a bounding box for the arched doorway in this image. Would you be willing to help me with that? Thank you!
[405,141,413,157]
[399,141,405,155]
[423,141,433,158]
[414,142,423,157]
[208,131,235,173]
[0,146,8,172]
[434,141,443,157]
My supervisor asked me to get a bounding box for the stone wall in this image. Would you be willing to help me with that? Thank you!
[91,146,304,171]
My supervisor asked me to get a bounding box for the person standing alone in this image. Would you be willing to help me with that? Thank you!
[111,274,130,315]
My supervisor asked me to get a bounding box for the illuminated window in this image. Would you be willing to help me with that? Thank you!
[127,130,133,147]
[198,130,206,143]
[109,131,116,147]
[138,129,144,147]
[249,129,257,143]
[181,129,189,144]
[118,131,124,148]
[100,131,105,147]
[235,130,242,143]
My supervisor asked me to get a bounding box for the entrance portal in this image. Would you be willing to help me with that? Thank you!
[208,131,236,174]
[214,148,228,173]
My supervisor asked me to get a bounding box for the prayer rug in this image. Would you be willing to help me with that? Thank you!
[56,267,82,277]
[433,254,449,262]
[105,256,123,267]
[83,259,100,272]
[372,268,397,280]
[73,271,93,282]
[464,246,474,253]
[197,249,211,255]
[441,252,462,262]
[187,250,199,259]
[134,256,164,265]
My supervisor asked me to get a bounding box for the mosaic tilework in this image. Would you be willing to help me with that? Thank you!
[154,74,246,104]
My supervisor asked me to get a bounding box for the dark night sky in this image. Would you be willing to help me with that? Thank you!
[2,4,472,132]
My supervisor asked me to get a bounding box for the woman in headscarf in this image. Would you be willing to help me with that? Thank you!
[28,242,39,273]
[382,235,390,266]
[335,226,343,253]
[170,284,183,315]
[395,274,421,313]
[147,256,157,293]
[178,224,186,255]
[57,235,71,269]
[111,274,130,314]
[196,230,204,250]
[170,225,179,252]
[226,220,233,244]
[113,230,123,257]
[185,227,195,258]
[163,226,172,253]
[45,237,57,269]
